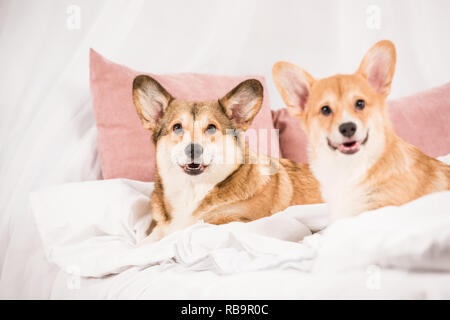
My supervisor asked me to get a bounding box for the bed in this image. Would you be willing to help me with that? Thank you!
[1,0,450,300]
[1,156,450,299]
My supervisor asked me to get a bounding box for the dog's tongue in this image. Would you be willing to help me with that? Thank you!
[338,141,359,152]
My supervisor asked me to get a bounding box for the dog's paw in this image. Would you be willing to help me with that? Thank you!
[136,227,165,247]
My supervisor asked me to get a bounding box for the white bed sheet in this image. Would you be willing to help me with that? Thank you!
[50,265,450,300]
[2,220,450,300]
[2,166,450,299]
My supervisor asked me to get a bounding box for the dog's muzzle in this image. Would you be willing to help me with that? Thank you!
[182,143,207,175]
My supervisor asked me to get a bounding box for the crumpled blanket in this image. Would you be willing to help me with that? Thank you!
[31,155,450,278]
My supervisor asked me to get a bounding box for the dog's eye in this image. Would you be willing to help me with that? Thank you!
[173,123,183,134]
[321,106,332,116]
[355,99,365,110]
[205,124,216,134]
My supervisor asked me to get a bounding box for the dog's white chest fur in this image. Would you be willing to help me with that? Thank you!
[312,150,374,220]
[163,174,215,232]
[319,173,367,220]
[310,126,385,220]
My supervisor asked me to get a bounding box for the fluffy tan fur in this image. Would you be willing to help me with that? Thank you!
[362,133,450,210]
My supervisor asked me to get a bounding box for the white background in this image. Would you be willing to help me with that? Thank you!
[0,0,449,267]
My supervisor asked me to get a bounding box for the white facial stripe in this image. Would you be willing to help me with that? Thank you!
[341,110,358,124]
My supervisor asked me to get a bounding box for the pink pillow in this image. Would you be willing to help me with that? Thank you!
[271,108,309,163]
[90,49,276,181]
[273,82,450,162]
[387,83,450,157]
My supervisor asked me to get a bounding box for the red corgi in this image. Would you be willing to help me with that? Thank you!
[132,76,322,243]
[273,40,450,220]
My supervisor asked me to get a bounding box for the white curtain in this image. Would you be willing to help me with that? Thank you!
[0,0,449,273]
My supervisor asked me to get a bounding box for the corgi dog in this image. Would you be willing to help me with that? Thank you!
[132,75,322,244]
[273,40,450,221]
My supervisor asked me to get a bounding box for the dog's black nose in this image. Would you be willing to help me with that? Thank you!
[339,122,357,138]
[185,143,203,160]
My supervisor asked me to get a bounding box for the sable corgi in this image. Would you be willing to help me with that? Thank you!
[273,40,450,221]
[132,75,322,244]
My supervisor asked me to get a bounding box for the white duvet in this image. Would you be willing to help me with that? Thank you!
[31,179,325,277]
[0,155,446,299]
[27,155,450,294]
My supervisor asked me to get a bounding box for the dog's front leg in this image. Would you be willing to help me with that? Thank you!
[137,192,170,247]
[137,223,167,246]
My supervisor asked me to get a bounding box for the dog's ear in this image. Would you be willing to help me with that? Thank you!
[272,62,314,118]
[219,79,263,131]
[132,75,173,131]
[357,40,396,96]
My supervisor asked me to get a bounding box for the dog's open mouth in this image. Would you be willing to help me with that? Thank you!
[328,133,369,155]
[181,163,207,175]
